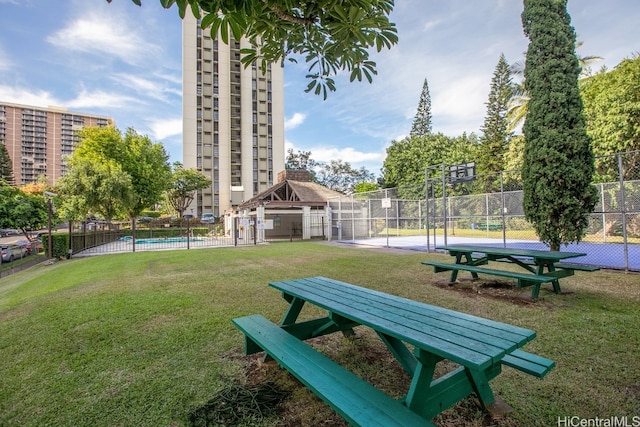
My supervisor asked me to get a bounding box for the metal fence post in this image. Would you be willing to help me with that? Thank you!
[442,163,447,246]
[601,182,606,243]
[385,189,390,248]
[500,171,507,247]
[618,153,629,271]
[351,193,356,243]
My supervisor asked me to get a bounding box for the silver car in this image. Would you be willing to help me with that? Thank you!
[1,244,28,262]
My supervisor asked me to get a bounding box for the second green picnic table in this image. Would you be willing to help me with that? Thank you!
[423,245,598,299]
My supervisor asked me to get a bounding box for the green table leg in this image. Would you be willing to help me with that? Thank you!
[466,367,497,409]
[280,295,305,326]
[537,263,562,294]
[463,252,480,279]
[405,350,441,412]
[377,332,417,376]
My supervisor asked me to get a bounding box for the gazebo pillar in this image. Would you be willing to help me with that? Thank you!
[302,206,311,240]
[256,205,265,242]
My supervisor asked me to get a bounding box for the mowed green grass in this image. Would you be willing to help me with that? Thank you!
[0,242,638,427]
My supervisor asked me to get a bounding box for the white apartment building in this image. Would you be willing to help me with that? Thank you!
[182,13,285,218]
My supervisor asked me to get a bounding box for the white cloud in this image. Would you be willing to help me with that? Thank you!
[0,46,12,71]
[0,85,59,108]
[148,118,182,141]
[432,75,488,121]
[286,139,385,169]
[112,73,180,102]
[46,13,160,66]
[285,112,306,130]
[422,19,442,32]
[66,88,142,110]
[311,146,384,165]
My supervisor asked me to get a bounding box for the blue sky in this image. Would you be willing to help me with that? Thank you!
[1,0,638,177]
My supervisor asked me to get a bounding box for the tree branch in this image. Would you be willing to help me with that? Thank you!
[262,0,316,25]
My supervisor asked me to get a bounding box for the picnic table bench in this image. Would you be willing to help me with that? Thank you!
[233,276,555,426]
[474,222,502,231]
[423,245,597,299]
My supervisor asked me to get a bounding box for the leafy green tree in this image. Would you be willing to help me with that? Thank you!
[521,0,597,251]
[354,182,378,193]
[503,135,526,188]
[316,160,374,194]
[410,78,433,137]
[0,181,48,239]
[0,143,13,184]
[56,126,171,224]
[120,128,172,219]
[285,149,317,171]
[57,157,133,222]
[382,133,477,192]
[113,0,398,99]
[581,55,640,181]
[0,181,17,228]
[166,162,211,218]
[476,54,513,192]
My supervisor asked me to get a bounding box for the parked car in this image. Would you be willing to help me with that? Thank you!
[200,213,215,223]
[15,239,32,255]
[0,229,18,237]
[15,239,43,255]
[1,244,28,262]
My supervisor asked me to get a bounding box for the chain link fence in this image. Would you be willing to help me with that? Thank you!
[328,151,640,271]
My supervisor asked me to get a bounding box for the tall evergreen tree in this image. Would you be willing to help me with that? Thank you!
[521,0,597,251]
[0,143,13,184]
[477,53,513,192]
[410,78,433,137]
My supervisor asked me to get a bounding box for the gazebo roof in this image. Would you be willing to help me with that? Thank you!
[237,179,343,210]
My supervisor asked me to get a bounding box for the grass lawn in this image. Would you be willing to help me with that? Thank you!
[0,241,638,427]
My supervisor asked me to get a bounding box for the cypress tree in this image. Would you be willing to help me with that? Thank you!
[0,143,13,184]
[410,78,432,137]
[521,0,597,251]
[477,53,513,192]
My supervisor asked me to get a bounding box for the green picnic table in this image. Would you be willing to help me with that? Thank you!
[233,276,555,426]
[423,245,598,299]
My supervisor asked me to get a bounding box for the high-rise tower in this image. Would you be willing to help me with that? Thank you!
[0,102,113,186]
[182,13,285,218]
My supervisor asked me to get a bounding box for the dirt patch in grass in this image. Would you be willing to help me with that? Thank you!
[431,278,544,306]
[229,330,514,426]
